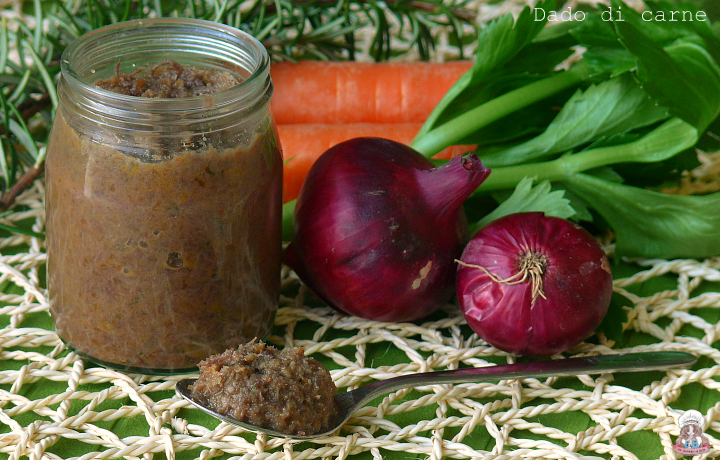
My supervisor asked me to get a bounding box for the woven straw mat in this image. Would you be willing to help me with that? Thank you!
[2,0,720,459]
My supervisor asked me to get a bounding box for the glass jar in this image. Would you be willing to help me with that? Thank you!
[45,19,283,374]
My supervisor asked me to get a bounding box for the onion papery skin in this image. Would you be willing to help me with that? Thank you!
[456,212,613,357]
[285,137,490,322]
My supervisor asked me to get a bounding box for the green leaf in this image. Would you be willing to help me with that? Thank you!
[481,73,670,167]
[611,147,701,189]
[470,0,555,82]
[698,113,720,151]
[469,177,575,234]
[466,86,576,148]
[578,1,720,77]
[26,43,58,111]
[646,0,720,23]
[596,292,630,344]
[415,0,555,141]
[581,47,637,77]
[0,18,8,75]
[282,199,295,242]
[636,0,720,65]
[564,173,720,259]
[561,188,594,222]
[7,118,39,163]
[615,20,720,132]
[475,117,699,192]
[446,73,573,146]
[569,9,625,48]
[610,0,706,45]
[0,222,45,239]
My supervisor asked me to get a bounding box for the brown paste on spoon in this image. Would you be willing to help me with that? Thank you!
[189,341,340,436]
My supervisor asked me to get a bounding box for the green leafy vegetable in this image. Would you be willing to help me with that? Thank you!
[615,20,720,132]
[469,177,574,234]
[481,74,670,167]
[474,118,698,192]
[407,0,720,259]
[410,0,590,155]
[565,173,720,259]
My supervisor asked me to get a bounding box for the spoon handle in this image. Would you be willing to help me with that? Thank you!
[346,351,695,409]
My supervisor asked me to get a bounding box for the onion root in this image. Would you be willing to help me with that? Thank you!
[455,249,549,303]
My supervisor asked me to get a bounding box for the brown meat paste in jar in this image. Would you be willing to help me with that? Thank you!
[190,341,340,436]
[45,61,282,371]
[96,60,240,98]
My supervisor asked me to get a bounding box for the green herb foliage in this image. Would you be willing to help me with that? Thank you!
[468,177,575,235]
[479,74,671,167]
[409,0,720,259]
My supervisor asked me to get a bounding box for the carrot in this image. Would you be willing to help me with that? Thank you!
[270,60,473,124]
[278,122,475,202]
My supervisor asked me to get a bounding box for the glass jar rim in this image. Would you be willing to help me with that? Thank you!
[60,18,271,112]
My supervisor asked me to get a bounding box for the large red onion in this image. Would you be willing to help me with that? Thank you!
[284,137,490,322]
[456,212,613,357]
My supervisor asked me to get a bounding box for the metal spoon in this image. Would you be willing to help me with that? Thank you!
[175,351,695,440]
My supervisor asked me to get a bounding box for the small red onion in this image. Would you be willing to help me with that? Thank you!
[456,212,613,357]
[284,137,490,322]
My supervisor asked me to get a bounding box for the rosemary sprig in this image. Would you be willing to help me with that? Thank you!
[0,0,477,234]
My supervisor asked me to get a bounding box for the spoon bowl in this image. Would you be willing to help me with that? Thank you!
[175,351,695,440]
